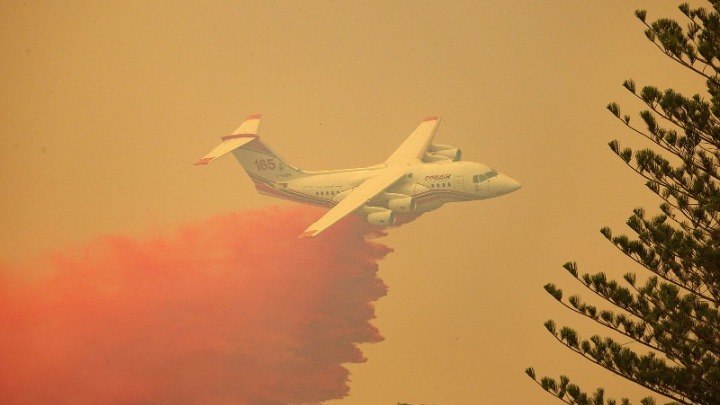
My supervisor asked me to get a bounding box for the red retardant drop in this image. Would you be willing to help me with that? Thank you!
[0,206,391,405]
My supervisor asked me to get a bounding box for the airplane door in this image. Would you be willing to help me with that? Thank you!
[303,186,313,196]
[454,176,465,191]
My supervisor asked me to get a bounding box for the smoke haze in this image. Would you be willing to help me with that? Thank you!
[0,206,391,404]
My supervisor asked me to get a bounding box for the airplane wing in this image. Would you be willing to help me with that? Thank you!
[384,116,441,165]
[299,166,407,238]
[194,114,262,165]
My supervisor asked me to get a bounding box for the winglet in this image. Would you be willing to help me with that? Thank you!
[423,116,439,122]
[298,230,318,238]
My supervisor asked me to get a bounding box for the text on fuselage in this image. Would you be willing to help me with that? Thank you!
[424,174,451,181]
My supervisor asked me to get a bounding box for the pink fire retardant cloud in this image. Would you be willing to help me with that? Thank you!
[0,206,392,405]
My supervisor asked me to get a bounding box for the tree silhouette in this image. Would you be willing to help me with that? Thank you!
[527,2,720,404]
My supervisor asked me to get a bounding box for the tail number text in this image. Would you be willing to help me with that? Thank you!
[254,159,276,171]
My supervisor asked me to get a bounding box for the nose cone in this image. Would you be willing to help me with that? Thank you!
[506,176,522,193]
[496,174,522,196]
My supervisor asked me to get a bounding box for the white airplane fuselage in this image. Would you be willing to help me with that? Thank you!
[196,115,521,236]
[253,160,520,218]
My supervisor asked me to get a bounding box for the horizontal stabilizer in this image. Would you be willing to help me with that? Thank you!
[194,136,257,165]
[232,113,262,135]
[194,114,262,165]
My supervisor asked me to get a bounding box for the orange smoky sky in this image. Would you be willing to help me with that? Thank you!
[0,1,704,404]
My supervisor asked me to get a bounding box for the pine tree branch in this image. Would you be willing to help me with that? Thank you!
[633,231,718,301]
[545,329,693,404]
[612,268,720,393]
[639,16,719,84]
[632,285,720,352]
[614,160,717,238]
[552,270,720,391]
[635,104,720,170]
[562,268,720,366]
[526,376,576,405]
[624,281,720,360]
[605,236,717,304]
[649,37,718,84]
[548,292,695,371]
[623,212,717,299]
[621,93,720,166]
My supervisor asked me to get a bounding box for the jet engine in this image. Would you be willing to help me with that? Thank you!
[365,209,396,227]
[424,143,462,162]
[386,194,416,213]
[423,153,450,163]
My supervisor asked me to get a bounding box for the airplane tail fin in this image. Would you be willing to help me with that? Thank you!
[194,114,307,187]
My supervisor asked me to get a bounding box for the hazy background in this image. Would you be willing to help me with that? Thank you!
[1,1,705,404]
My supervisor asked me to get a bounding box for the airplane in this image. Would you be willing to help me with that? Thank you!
[195,114,521,238]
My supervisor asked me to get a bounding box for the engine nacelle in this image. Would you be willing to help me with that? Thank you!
[423,153,450,162]
[428,143,462,161]
[429,143,454,151]
[387,195,416,213]
[366,209,396,227]
[434,148,462,161]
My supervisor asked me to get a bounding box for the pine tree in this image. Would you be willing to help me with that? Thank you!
[526,2,720,404]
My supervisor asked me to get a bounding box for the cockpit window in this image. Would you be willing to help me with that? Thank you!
[474,173,487,183]
[485,170,498,179]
